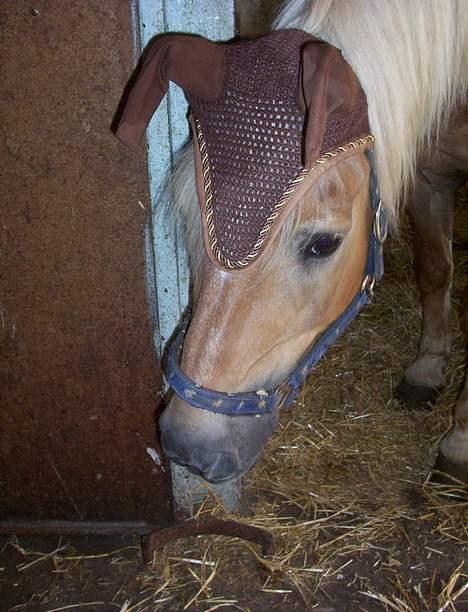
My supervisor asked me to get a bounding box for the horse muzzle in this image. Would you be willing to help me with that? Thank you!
[159,396,279,482]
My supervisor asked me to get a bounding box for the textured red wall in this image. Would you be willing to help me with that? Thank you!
[0,1,171,523]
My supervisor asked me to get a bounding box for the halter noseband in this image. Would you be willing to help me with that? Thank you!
[165,149,387,416]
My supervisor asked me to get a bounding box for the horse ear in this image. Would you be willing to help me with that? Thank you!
[297,41,362,168]
[115,34,225,150]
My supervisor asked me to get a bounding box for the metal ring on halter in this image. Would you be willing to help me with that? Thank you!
[361,274,375,296]
[274,380,295,410]
[374,201,388,245]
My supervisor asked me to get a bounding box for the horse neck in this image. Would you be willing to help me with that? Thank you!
[276,0,468,222]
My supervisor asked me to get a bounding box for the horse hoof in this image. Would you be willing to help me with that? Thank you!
[394,376,441,408]
[430,453,468,491]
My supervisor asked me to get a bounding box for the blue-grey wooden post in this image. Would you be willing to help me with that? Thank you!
[136,0,240,516]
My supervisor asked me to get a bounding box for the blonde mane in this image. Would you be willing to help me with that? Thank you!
[171,0,467,270]
[275,0,468,222]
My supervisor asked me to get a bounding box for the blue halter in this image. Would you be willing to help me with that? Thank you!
[165,149,387,416]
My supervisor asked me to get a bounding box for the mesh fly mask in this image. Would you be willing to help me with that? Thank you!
[116,29,387,415]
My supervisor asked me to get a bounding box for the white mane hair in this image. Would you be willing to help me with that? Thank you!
[170,0,467,272]
[275,0,468,222]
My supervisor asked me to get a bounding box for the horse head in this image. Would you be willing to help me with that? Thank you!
[117,29,383,482]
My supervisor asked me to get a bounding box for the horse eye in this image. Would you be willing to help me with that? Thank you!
[300,233,343,261]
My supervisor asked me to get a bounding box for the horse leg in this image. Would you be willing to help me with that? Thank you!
[433,286,468,485]
[395,174,454,406]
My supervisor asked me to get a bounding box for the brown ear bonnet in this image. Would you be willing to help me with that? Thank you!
[116,29,370,270]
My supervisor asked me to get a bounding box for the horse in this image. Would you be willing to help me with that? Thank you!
[117,0,467,485]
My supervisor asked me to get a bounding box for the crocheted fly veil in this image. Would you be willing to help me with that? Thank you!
[116,29,370,270]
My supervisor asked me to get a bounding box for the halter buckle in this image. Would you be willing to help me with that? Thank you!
[274,381,296,410]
